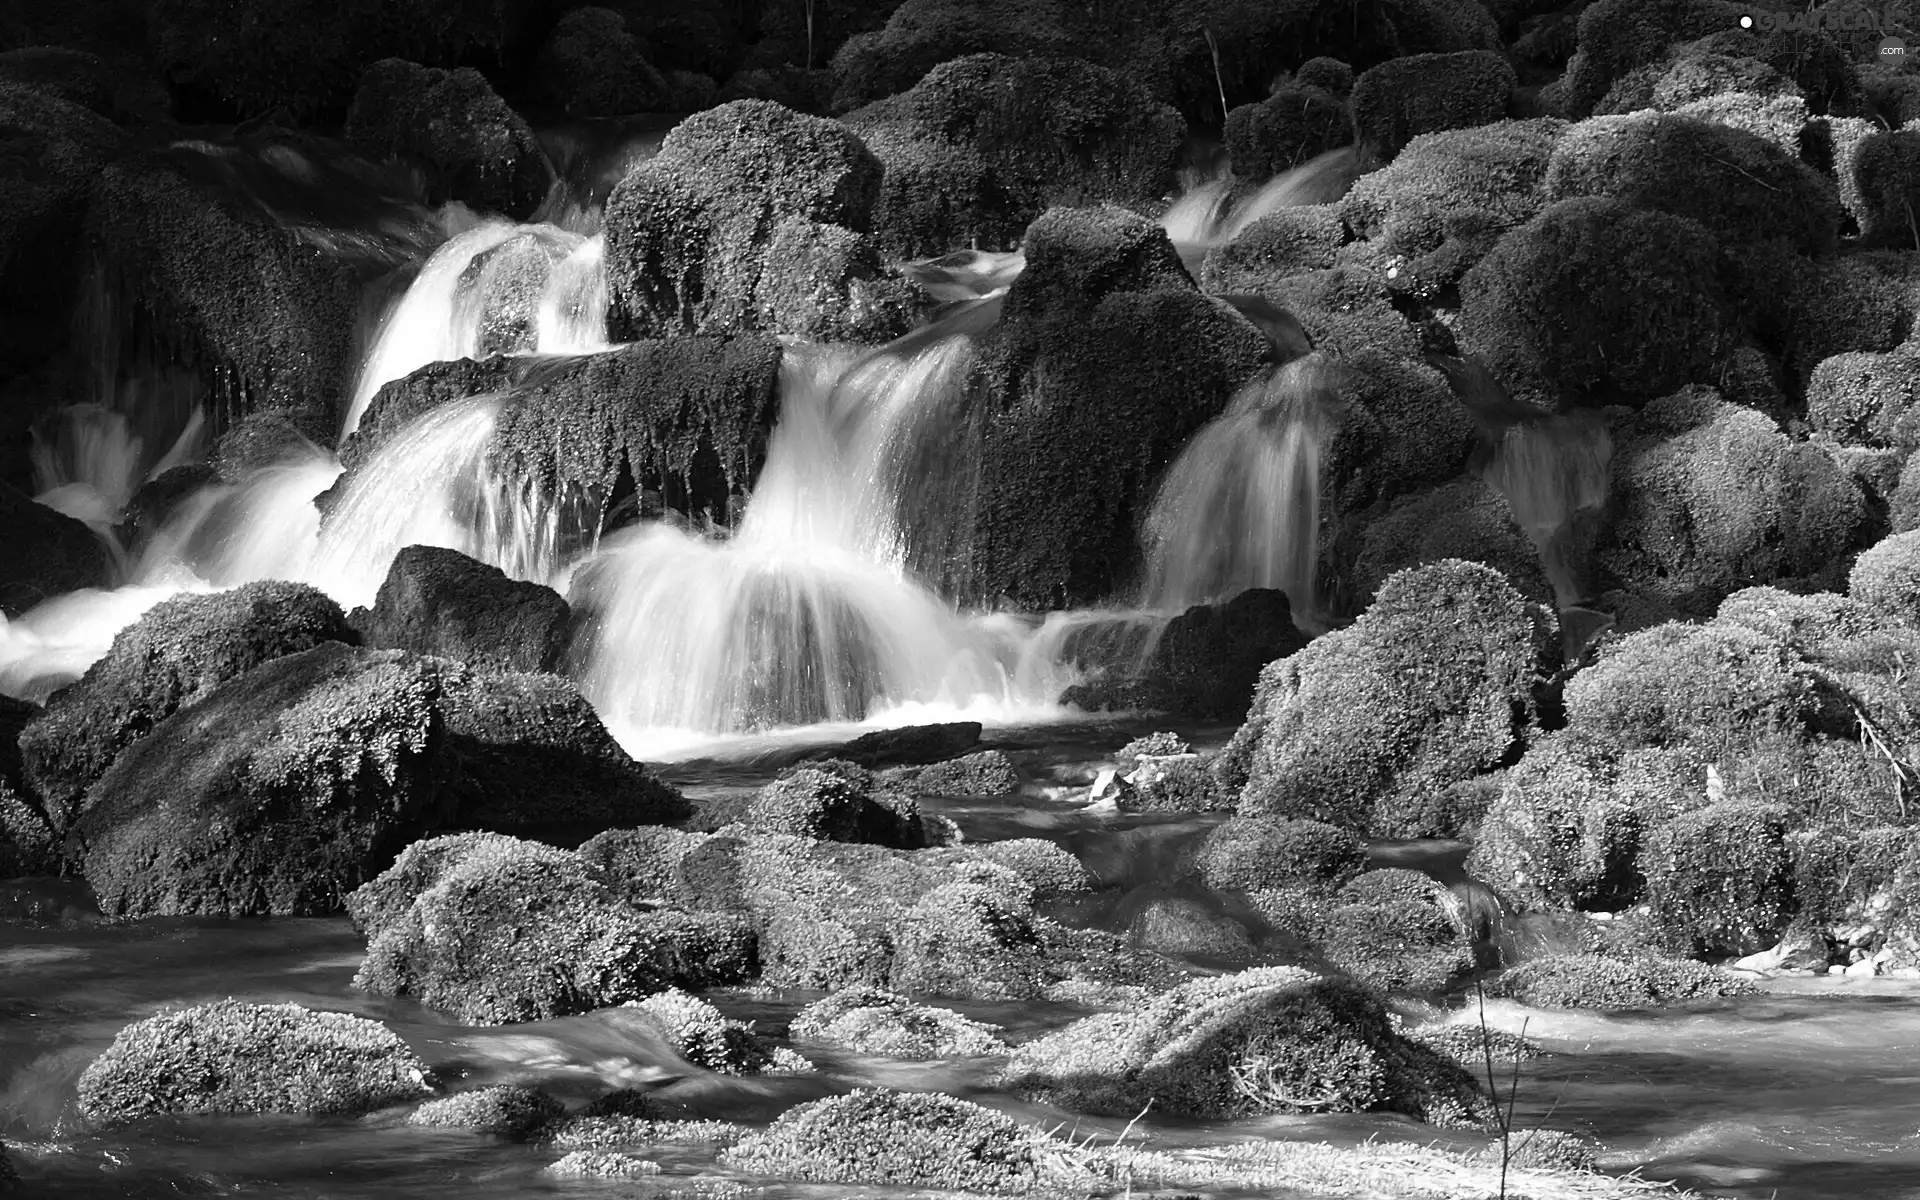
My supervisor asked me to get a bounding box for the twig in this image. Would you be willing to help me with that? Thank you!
[1203,27,1229,123]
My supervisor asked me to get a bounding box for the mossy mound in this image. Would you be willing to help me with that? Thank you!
[888,749,1020,796]
[1195,816,1369,893]
[1350,51,1515,166]
[0,46,172,131]
[1216,560,1551,837]
[546,1150,660,1178]
[721,1087,1096,1194]
[1199,206,1348,290]
[1490,953,1759,1009]
[345,59,552,219]
[73,643,452,918]
[1223,85,1351,185]
[406,1086,564,1136]
[628,990,799,1075]
[77,1000,429,1125]
[1311,870,1478,993]
[529,7,670,118]
[602,99,916,342]
[827,0,1084,113]
[1352,477,1553,606]
[1808,349,1920,450]
[1000,967,1485,1122]
[1641,800,1794,957]
[1061,589,1309,720]
[1596,387,1863,614]
[789,986,1009,1058]
[746,766,928,848]
[1852,530,1920,626]
[1552,0,1748,117]
[352,545,568,673]
[1455,197,1738,411]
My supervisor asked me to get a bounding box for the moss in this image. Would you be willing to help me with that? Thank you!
[1732,246,1918,392]
[629,990,793,1075]
[1640,800,1794,957]
[407,1086,564,1136]
[603,99,913,342]
[747,766,926,847]
[76,1000,429,1125]
[344,59,552,219]
[1596,387,1864,613]
[922,838,1093,901]
[1067,589,1310,720]
[1223,560,1549,837]
[790,986,1009,1058]
[721,1087,1093,1194]
[851,126,1021,257]
[1353,477,1554,606]
[1554,0,1748,117]
[1001,966,1485,1123]
[531,8,669,118]
[1808,349,1920,449]
[828,0,1082,113]
[86,148,368,442]
[1411,1023,1543,1070]
[1544,112,1841,255]
[1340,118,1566,267]
[1489,952,1759,1009]
[0,46,171,131]
[1196,817,1368,892]
[889,880,1050,1000]
[1457,198,1738,410]
[890,749,1020,795]
[1122,753,1234,812]
[546,1150,660,1178]
[1466,732,1694,912]
[1790,822,1920,955]
[1313,870,1477,992]
[1597,49,1800,116]
[1852,530,1920,625]
[1120,731,1190,762]
[1224,85,1350,183]
[1350,51,1515,166]
[1199,205,1347,289]
[1566,620,1816,754]
[351,834,756,1022]
[1843,129,1920,249]
[352,545,567,673]
[846,53,1185,257]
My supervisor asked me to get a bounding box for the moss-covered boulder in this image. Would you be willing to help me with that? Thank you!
[1552,0,1747,117]
[1223,83,1350,185]
[1216,560,1551,837]
[350,833,756,1022]
[747,766,928,848]
[0,46,172,131]
[71,643,452,917]
[1489,952,1759,1009]
[827,0,1083,113]
[603,99,916,342]
[1350,51,1515,166]
[437,670,692,837]
[1852,529,1920,626]
[1543,112,1840,255]
[1809,349,1920,452]
[1000,966,1484,1122]
[352,544,569,673]
[1194,816,1368,893]
[1456,198,1739,411]
[627,989,800,1075]
[407,1085,564,1136]
[1311,868,1478,992]
[1596,387,1864,613]
[721,1087,1097,1194]
[1352,477,1553,605]
[887,749,1019,796]
[76,1000,429,1125]
[345,59,552,220]
[846,53,1185,258]
[1061,589,1309,720]
[0,480,111,617]
[1849,130,1920,249]
[1199,206,1348,291]
[530,7,670,118]
[889,879,1052,1000]
[789,986,1009,1058]
[1641,799,1794,957]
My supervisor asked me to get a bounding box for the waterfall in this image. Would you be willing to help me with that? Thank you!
[1139,356,1341,623]
[1161,146,1361,263]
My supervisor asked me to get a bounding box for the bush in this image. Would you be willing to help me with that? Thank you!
[1640,800,1794,957]
[1219,560,1550,836]
[344,59,553,219]
[1595,387,1864,613]
[1195,817,1369,892]
[1000,966,1485,1122]
[789,986,1009,1058]
[720,1087,1093,1194]
[1489,953,1759,1009]
[77,1000,429,1124]
[1543,112,1841,255]
[1349,51,1515,166]
[1456,198,1738,410]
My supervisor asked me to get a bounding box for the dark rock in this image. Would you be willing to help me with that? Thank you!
[1063,589,1307,720]
[828,0,1083,114]
[1350,51,1516,167]
[806,721,982,769]
[339,355,524,472]
[345,59,554,220]
[72,643,453,917]
[212,410,323,478]
[0,480,111,617]
[353,545,570,673]
[1224,84,1350,185]
[531,8,670,118]
[0,47,172,130]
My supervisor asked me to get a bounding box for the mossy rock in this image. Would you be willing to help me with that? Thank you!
[352,544,569,673]
[1851,529,1920,626]
[789,986,1009,1058]
[530,7,670,118]
[1195,816,1368,893]
[1224,85,1350,184]
[1350,51,1515,166]
[407,1085,564,1136]
[1807,350,1920,450]
[1489,952,1759,1009]
[0,481,112,619]
[1641,800,1794,957]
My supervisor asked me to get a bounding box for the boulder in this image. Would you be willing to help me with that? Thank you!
[746,766,929,848]
[1349,51,1515,166]
[353,545,569,673]
[1062,589,1308,720]
[1194,815,1368,892]
[1224,84,1350,186]
[0,480,111,617]
[1489,952,1759,1009]
[789,986,1009,1058]
[530,8,670,118]
[345,59,554,219]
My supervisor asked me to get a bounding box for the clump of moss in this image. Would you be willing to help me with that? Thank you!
[1310,868,1476,992]
[1456,198,1738,410]
[1640,800,1794,957]
[890,880,1050,1000]
[1596,387,1863,613]
[629,990,805,1075]
[790,986,1009,1058]
[923,838,1094,902]
[1196,816,1369,893]
[1224,85,1350,184]
[1119,731,1190,763]
[1852,530,1920,627]
[1218,560,1550,837]
[1808,349,1920,450]
[1200,206,1348,291]
[1732,245,1916,390]
[407,1086,564,1136]
[546,1150,660,1178]
[827,0,1082,112]
[1543,112,1840,255]
[747,766,927,847]
[1489,952,1759,1009]
[530,8,669,118]
[1411,1023,1543,1069]
[1350,51,1515,166]
[1551,0,1748,117]
[890,749,1019,796]
[345,59,552,219]
[1001,967,1485,1123]
[77,1000,429,1125]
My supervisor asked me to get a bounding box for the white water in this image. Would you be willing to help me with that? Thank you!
[1160,146,1360,260]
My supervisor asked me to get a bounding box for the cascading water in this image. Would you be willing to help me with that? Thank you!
[1160,146,1361,265]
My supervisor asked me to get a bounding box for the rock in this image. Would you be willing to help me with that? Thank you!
[1311,868,1478,992]
[1456,197,1738,411]
[1352,477,1553,606]
[19,581,354,843]
[1223,84,1351,185]
[530,8,669,118]
[1488,952,1760,1009]
[603,99,917,343]
[827,0,1083,113]
[72,643,452,917]
[0,46,171,131]
[1553,0,1748,117]
[886,749,1019,796]
[805,721,982,769]
[789,986,1008,1058]
[1350,51,1516,167]
[720,1087,1097,1193]
[1641,800,1794,957]
[747,766,928,848]
[352,545,569,673]
[1062,588,1308,721]
[921,838,1094,903]
[0,480,111,617]
[1852,530,1920,626]
[1808,350,1920,449]
[627,989,799,1075]
[1201,207,1348,291]
[889,880,1051,1000]
[1215,560,1552,837]
[1122,752,1232,813]
[999,966,1485,1122]
[1128,894,1259,959]
[1194,816,1368,893]
[406,1086,564,1136]
[76,1000,430,1124]
[345,59,553,219]
[350,833,757,1022]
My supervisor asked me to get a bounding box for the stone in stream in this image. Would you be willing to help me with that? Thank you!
[801,720,982,769]
[405,1086,564,1136]
[0,480,112,619]
[350,545,571,674]
[788,986,1009,1059]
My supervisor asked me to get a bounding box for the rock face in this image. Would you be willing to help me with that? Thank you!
[18,581,353,838]
[1217,561,1550,838]
[0,480,112,617]
[77,1000,431,1124]
[345,59,554,219]
[603,100,919,343]
[72,642,453,917]
[354,545,570,673]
